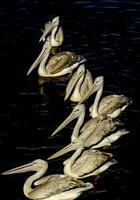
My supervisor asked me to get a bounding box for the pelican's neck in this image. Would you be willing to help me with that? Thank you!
[23,166,47,198]
[70,75,85,102]
[64,142,84,179]
[91,84,103,118]
[71,107,85,142]
[51,26,59,46]
[38,52,50,77]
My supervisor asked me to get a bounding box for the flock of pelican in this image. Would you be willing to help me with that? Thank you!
[2,16,132,200]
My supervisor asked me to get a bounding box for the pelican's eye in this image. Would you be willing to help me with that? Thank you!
[32,159,41,166]
[74,108,80,114]
[32,161,37,165]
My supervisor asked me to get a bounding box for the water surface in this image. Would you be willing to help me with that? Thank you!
[0,0,138,199]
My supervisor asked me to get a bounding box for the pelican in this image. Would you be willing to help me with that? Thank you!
[27,16,86,77]
[64,65,93,102]
[39,16,64,49]
[78,76,132,119]
[48,117,126,160]
[27,40,86,77]
[27,16,64,76]
[63,139,117,179]
[2,159,93,200]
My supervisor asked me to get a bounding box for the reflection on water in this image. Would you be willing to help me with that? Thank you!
[0,0,138,199]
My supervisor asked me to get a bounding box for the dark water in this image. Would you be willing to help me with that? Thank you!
[0,0,139,199]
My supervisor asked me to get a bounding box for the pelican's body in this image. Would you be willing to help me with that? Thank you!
[64,65,93,102]
[2,159,93,200]
[63,139,117,179]
[27,45,86,77]
[39,52,86,77]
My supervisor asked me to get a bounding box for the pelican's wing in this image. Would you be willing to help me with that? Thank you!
[80,118,93,133]
[30,175,90,199]
[34,174,63,186]
[84,119,119,148]
[72,150,113,177]
[98,95,132,116]
[81,159,117,178]
[45,52,86,77]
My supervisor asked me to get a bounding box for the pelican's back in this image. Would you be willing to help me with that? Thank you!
[84,119,119,147]
[80,118,98,134]
[72,149,112,177]
[46,52,82,74]
[98,95,131,116]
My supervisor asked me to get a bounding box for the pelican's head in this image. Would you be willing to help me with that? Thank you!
[72,104,86,115]
[64,64,86,101]
[93,76,104,86]
[52,16,60,27]
[2,159,48,175]
[51,104,85,136]
[78,76,104,104]
[48,138,83,160]
[39,16,59,43]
